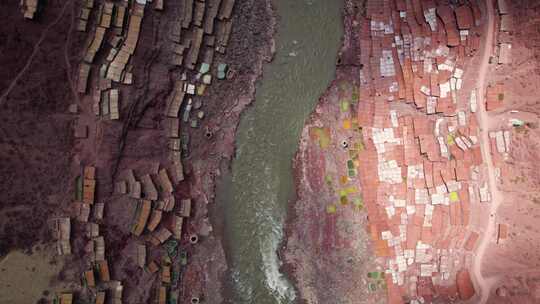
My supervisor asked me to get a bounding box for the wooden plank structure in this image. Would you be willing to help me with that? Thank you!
[132,200,151,236]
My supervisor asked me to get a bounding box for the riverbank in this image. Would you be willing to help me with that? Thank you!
[281,2,378,303]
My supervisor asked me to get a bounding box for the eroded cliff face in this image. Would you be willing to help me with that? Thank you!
[284,1,498,303]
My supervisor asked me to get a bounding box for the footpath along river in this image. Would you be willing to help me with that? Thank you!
[217,0,343,303]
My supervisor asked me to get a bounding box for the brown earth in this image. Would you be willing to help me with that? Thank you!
[0,0,275,303]
[478,1,540,303]
[0,0,84,257]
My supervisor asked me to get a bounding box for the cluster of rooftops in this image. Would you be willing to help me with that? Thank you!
[53,165,123,304]
[358,105,484,302]
[358,0,482,117]
[57,0,239,301]
[73,0,234,154]
[76,0,143,122]
[348,0,509,303]
[20,0,39,19]
[115,163,197,304]
[159,0,235,135]
[53,160,195,304]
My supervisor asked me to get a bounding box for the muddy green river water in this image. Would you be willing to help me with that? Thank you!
[219,0,343,303]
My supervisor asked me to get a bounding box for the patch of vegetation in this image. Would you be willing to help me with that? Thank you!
[351,120,359,131]
[345,186,357,194]
[310,127,331,149]
[351,86,359,104]
[367,271,381,279]
[324,174,333,187]
[449,191,460,203]
[347,160,355,170]
[446,133,455,145]
[326,204,337,214]
[366,271,386,292]
[353,197,364,210]
[340,100,350,112]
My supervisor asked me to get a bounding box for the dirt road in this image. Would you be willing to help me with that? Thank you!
[472,0,501,302]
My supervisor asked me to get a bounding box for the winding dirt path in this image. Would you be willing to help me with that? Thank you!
[0,0,72,105]
[472,0,501,303]
[64,0,80,105]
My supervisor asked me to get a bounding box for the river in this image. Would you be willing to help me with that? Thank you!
[218,0,343,303]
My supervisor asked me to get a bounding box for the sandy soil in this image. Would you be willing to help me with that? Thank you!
[0,245,69,304]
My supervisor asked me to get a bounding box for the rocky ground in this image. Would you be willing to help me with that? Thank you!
[283,69,384,304]
[0,0,275,303]
[0,0,83,258]
[478,0,540,302]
